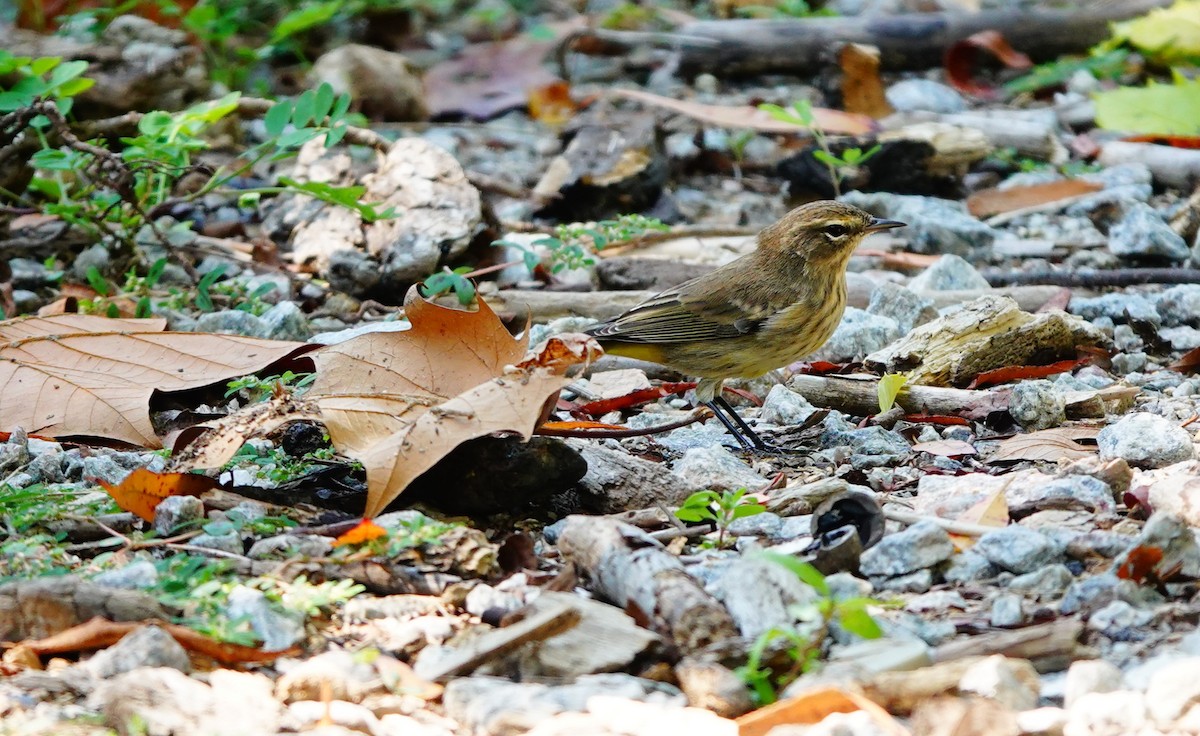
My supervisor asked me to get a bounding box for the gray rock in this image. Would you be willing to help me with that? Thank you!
[1161,325,1200,350]
[1155,284,1200,327]
[1112,352,1148,374]
[93,668,281,736]
[638,416,732,452]
[1087,599,1153,638]
[1098,412,1195,468]
[1065,184,1153,216]
[310,318,411,346]
[821,425,910,468]
[866,282,936,334]
[860,521,954,577]
[1117,512,1200,579]
[1070,293,1160,326]
[1064,691,1149,736]
[942,550,1000,584]
[759,385,818,426]
[570,440,696,513]
[1010,475,1116,517]
[248,534,333,559]
[908,254,990,292]
[1008,380,1066,431]
[989,593,1025,627]
[1146,657,1200,724]
[810,307,901,362]
[1108,203,1190,261]
[10,257,53,288]
[258,301,311,341]
[958,656,1039,712]
[442,674,685,735]
[1007,564,1074,601]
[671,446,766,492]
[1060,572,1146,615]
[975,525,1060,574]
[153,495,204,536]
[709,556,823,639]
[194,309,268,337]
[1064,659,1123,708]
[189,532,243,555]
[1084,162,1154,190]
[224,586,304,650]
[876,569,932,593]
[885,79,968,114]
[841,192,998,256]
[11,290,41,314]
[72,244,111,281]
[92,561,159,590]
[84,624,190,677]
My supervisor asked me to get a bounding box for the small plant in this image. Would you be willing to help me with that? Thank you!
[494,213,670,276]
[420,266,477,306]
[225,370,316,401]
[674,488,766,549]
[759,100,881,197]
[736,552,885,704]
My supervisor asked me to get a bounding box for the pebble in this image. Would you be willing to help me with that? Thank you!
[92,561,159,590]
[1098,413,1195,468]
[1007,564,1074,600]
[958,655,1039,712]
[860,521,954,578]
[907,254,990,292]
[224,586,305,651]
[195,309,268,338]
[942,549,1000,585]
[884,79,968,113]
[671,446,766,492]
[810,307,901,362]
[1154,284,1200,327]
[84,624,190,677]
[153,495,204,536]
[841,192,997,256]
[1108,203,1191,261]
[1087,600,1153,639]
[758,385,819,426]
[1064,659,1123,708]
[1065,690,1148,735]
[1008,379,1066,431]
[974,525,1061,574]
[866,282,936,334]
[258,301,312,341]
[1146,657,1200,724]
[1069,293,1160,327]
[989,593,1025,627]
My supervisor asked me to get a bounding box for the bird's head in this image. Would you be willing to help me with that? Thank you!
[759,201,905,263]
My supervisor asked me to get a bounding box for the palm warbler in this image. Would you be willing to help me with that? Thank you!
[586,201,904,450]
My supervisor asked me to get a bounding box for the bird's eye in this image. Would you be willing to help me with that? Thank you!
[824,224,849,238]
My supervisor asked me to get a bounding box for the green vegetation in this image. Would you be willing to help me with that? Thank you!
[674,488,767,549]
[759,100,880,197]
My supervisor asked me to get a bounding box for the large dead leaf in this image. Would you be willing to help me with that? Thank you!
[96,468,216,522]
[0,315,313,447]
[310,288,600,518]
[989,428,1098,463]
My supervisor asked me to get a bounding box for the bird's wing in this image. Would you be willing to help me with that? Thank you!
[587,283,768,344]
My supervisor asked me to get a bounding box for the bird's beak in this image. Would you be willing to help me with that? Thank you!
[865,217,906,232]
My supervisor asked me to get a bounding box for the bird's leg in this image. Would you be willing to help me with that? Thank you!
[705,396,789,454]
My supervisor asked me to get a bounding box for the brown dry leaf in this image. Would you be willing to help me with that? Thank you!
[310,287,601,518]
[169,394,322,470]
[737,686,907,736]
[424,39,560,120]
[911,439,977,457]
[609,88,875,136]
[24,616,299,665]
[966,179,1104,218]
[0,314,313,447]
[950,480,1010,550]
[528,81,578,125]
[944,29,1033,98]
[990,428,1097,463]
[840,43,893,119]
[96,468,216,522]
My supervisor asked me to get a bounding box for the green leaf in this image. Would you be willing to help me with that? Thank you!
[145,258,167,287]
[85,266,110,296]
[264,100,293,137]
[28,56,60,76]
[330,92,352,122]
[312,83,335,124]
[877,373,908,413]
[271,0,341,43]
[138,110,174,137]
[731,503,767,519]
[55,77,94,97]
[293,89,316,127]
[1094,72,1200,136]
[1110,0,1200,64]
[30,148,76,170]
[46,60,89,89]
[812,149,841,167]
[324,122,348,147]
[757,551,829,596]
[837,607,883,639]
[135,296,153,319]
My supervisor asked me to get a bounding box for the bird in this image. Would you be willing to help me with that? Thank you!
[585,201,905,451]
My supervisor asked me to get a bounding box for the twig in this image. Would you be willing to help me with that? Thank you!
[535,408,709,438]
[883,508,999,537]
[984,268,1200,288]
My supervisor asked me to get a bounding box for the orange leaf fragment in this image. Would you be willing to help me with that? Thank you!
[528,81,578,125]
[839,43,892,119]
[737,686,906,736]
[1116,545,1165,582]
[538,420,628,432]
[333,518,388,546]
[96,468,215,522]
[968,358,1086,389]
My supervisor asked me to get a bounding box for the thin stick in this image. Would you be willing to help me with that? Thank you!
[883,508,1000,537]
